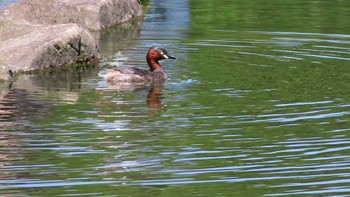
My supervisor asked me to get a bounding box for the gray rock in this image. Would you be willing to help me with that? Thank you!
[64,0,143,30]
[1,0,143,31]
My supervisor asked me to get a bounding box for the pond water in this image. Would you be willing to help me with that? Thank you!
[0,0,15,8]
[1,0,350,196]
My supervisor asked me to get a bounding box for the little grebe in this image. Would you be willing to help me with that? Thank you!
[103,46,175,84]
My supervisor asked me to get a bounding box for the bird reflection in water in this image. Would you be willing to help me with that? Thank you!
[102,82,165,112]
[147,85,164,112]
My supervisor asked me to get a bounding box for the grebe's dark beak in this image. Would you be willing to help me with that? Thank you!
[163,54,176,59]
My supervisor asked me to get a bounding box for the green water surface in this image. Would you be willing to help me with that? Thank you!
[1,0,350,196]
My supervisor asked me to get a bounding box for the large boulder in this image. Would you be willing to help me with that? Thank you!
[0,0,144,80]
[0,19,99,80]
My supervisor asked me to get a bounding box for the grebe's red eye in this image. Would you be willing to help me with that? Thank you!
[150,51,159,58]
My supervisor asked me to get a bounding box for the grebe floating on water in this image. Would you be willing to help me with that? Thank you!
[103,46,176,85]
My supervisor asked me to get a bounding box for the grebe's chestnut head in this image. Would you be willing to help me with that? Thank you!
[146,46,175,71]
[147,46,176,60]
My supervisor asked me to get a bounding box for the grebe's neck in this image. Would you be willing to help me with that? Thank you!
[147,57,163,71]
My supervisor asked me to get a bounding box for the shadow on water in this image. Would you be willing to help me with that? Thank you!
[0,64,100,128]
[97,20,143,57]
[0,65,98,196]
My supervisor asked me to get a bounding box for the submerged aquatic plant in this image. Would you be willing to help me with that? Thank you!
[139,0,150,6]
